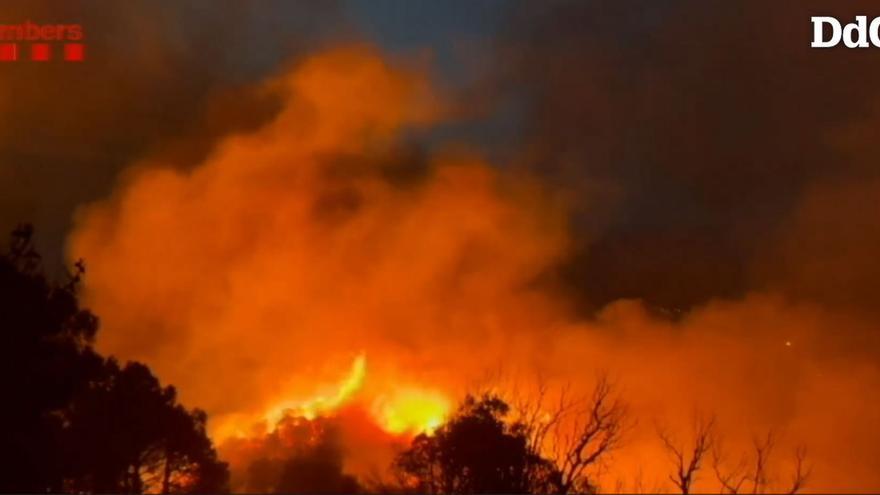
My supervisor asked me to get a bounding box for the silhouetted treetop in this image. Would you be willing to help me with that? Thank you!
[0,225,228,493]
[395,394,561,494]
[240,414,361,494]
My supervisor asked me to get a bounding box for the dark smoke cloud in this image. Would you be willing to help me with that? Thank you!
[0,0,348,265]
[492,0,880,312]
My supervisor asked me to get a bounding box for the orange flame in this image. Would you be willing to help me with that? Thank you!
[218,353,451,442]
[263,354,367,426]
[372,387,450,435]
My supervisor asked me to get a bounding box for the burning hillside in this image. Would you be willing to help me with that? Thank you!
[65,45,880,492]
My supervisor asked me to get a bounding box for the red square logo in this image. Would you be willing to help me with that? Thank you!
[0,43,17,62]
[31,43,50,61]
[64,43,84,62]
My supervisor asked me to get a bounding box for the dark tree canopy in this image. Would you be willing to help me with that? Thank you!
[276,435,361,494]
[0,225,228,493]
[0,225,103,491]
[62,360,229,493]
[395,394,561,494]
[242,415,361,494]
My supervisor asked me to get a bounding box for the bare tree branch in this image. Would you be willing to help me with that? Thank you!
[657,414,715,494]
[712,442,749,494]
[555,374,629,494]
[713,429,811,494]
[511,374,629,494]
[750,431,775,494]
[785,446,811,495]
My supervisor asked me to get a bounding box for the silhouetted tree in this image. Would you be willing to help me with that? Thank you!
[63,360,228,493]
[0,225,103,491]
[243,415,361,494]
[513,375,630,494]
[0,225,228,493]
[711,430,811,494]
[395,394,560,494]
[657,414,716,494]
[276,437,360,494]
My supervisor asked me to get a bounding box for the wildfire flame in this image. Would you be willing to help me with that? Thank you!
[263,354,367,426]
[372,387,450,435]
[256,353,450,440]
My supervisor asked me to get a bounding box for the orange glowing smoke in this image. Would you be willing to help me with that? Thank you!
[67,45,880,491]
[68,44,569,481]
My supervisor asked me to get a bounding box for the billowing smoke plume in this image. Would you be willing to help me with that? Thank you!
[66,42,880,492]
[67,45,569,487]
